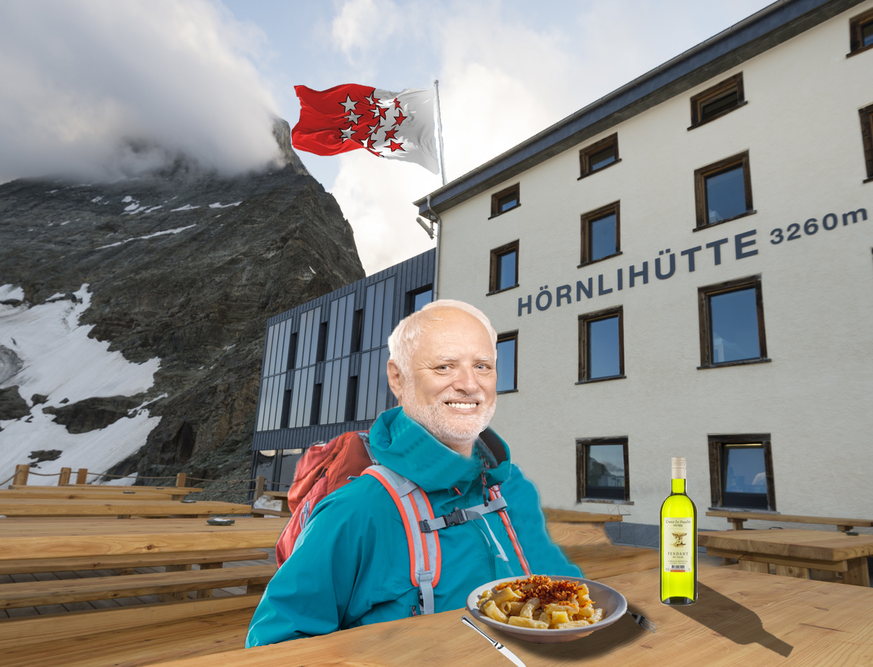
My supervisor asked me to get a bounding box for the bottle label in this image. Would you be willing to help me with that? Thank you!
[662,517,693,573]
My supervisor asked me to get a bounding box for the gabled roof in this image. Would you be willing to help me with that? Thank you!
[415,0,862,216]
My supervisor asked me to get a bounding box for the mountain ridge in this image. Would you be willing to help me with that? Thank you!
[0,123,365,493]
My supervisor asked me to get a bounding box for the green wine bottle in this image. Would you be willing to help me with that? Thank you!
[660,457,697,605]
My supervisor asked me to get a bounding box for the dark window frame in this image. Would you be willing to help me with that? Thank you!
[694,151,755,229]
[576,437,630,502]
[578,133,620,180]
[406,285,433,315]
[579,201,621,267]
[577,306,625,383]
[708,434,776,511]
[490,183,520,218]
[860,103,873,183]
[689,73,746,129]
[496,330,518,394]
[848,7,873,57]
[697,275,770,369]
[488,240,520,295]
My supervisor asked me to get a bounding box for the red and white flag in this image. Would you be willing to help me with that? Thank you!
[292,84,439,174]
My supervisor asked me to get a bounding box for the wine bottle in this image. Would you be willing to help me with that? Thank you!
[660,456,697,605]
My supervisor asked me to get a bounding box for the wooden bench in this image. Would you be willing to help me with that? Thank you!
[0,564,276,609]
[542,508,659,580]
[706,510,873,533]
[0,595,258,667]
[0,548,269,576]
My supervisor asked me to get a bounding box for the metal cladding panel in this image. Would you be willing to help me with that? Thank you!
[253,249,435,449]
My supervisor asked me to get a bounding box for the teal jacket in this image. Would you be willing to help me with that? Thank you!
[245,407,581,647]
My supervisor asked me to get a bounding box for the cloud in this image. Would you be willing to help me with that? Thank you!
[323,0,772,274]
[331,150,437,275]
[0,0,281,183]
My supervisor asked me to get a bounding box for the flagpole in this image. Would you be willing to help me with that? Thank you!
[434,80,447,186]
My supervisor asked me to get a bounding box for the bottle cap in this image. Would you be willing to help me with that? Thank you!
[672,457,686,479]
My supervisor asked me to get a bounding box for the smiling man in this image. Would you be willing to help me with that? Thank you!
[246,300,579,646]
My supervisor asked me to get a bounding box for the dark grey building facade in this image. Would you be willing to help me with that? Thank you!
[250,249,435,490]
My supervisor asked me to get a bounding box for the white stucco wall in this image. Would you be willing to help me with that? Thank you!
[435,2,873,534]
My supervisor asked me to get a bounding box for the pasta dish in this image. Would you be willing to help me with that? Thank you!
[475,575,605,629]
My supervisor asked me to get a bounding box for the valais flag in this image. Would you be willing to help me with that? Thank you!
[292,84,439,174]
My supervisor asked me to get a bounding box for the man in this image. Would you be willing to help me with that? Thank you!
[245,300,580,647]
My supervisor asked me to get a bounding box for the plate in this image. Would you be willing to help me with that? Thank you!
[465,575,627,644]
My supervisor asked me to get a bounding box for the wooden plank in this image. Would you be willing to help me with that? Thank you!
[0,565,276,609]
[9,484,202,495]
[0,498,251,517]
[542,508,623,523]
[546,521,611,546]
[0,548,269,575]
[0,489,183,500]
[700,529,873,562]
[704,547,848,572]
[2,608,253,667]
[705,510,873,530]
[0,517,285,560]
[0,595,260,649]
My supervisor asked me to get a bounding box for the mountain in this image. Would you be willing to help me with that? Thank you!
[0,121,365,496]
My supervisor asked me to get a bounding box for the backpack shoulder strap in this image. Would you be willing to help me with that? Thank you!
[488,485,532,576]
[362,465,441,615]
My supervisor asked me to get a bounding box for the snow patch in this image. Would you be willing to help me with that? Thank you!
[0,285,25,301]
[170,204,200,212]
[208,201,242,209]
[96,224,196,249]
[0,284,162,486]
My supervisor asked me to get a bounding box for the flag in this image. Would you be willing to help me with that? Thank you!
[292,84,439,175]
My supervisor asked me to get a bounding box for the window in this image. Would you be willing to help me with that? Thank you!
[496,332,517,393]
[849,7,873,56]
[490,184,520,217]
[577,438,629,502]
[694,152,754,228]
[580,202,620,265]
[488,241,519,294]
[578,307,624,382]
[708,435,775,511]
[689,74,745,128]
[407,286,433,315]
[579,134,619,179]
[860,103,873,182]
[698,276,769,368]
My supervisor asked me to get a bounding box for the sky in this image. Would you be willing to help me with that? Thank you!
[0,0,775,275]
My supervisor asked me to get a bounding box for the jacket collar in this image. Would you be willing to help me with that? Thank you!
[368,407,511,494]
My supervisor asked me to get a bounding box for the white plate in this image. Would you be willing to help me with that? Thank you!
[465,575,627,644]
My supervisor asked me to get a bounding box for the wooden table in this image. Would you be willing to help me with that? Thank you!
[7,485,201,501]
[0,517,286,560]
[700,528,873,586]
[141,566,873,667]
[706,510,873,533]
[0,498,251,518]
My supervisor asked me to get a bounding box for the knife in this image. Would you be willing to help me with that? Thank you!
[461,615,527,667]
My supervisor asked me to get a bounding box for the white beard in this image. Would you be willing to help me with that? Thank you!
[401,379,496,449]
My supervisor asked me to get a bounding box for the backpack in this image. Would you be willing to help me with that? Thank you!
[275,430,531,615]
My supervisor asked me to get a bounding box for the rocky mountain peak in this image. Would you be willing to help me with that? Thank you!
[0,125,365,492]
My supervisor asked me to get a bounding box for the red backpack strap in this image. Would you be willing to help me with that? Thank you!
[489,485,532,576]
